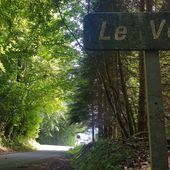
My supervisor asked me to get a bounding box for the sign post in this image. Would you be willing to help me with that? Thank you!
[84,12,169,170]
[144,51,168,170]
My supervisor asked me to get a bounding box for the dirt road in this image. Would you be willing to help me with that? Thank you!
[0,145,72,170]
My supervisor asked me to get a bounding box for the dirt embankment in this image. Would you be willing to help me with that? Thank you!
[0,146,14,155]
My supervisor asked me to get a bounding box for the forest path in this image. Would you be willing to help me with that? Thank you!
[0,145,72,170]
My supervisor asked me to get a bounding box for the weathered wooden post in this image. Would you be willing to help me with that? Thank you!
[144,51,168,170]
[84,12,169,170]
[144,1,168,168]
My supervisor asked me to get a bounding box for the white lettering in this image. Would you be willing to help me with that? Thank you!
[150,19,166,39]
[99,21,111,40]
[114,26,127,41]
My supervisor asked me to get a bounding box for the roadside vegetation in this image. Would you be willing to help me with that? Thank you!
[69,139,148,170]
[67,0,170,169]
[72,141,134,170]
[0,0,83,149]
[0,0,170,169]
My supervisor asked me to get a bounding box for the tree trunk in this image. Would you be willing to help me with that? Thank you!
[138,52,147,133]
[146,0,153,11]
[97,68,129,138]
[118,54,135,135]
[97,87,104,139]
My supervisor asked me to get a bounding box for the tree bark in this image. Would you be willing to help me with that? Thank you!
[138,52,147,133]
[97,68,129,138]
[146,0,153,11]
[118,54,135,135]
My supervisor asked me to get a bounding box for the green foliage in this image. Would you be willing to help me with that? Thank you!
[0,0,81,146]
[67,145,83,156]
[38,112,80,146]
[72,140,135,170]
[0,61,5,72]
[68,55,98,126]
[1,0,169,156]
[2,137,35,151]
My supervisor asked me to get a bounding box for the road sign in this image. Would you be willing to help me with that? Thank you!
[84,12,169,170]
[84,12,170,50]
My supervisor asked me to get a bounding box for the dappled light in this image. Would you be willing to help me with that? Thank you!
[0,0,170,170]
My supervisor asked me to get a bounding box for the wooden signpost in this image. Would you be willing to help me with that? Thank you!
[84,12,169,170]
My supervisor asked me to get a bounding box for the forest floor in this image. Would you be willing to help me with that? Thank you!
[17,157,73,170]
[17,158,150,170]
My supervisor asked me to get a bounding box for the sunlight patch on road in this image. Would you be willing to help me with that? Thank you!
[29,140,73,151]
[37,145,73,151]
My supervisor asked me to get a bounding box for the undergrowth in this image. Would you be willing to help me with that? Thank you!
[71,140,135,170]
[2,137,35,151]
[67,145,83,156]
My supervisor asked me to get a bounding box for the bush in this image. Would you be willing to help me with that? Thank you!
[2,137,35,151]
[67,145,83,156]
[72,140,135,170]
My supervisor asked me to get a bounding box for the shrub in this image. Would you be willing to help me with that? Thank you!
[72,140,135,170]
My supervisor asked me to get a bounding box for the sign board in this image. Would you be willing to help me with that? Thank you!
[84,12,170,50]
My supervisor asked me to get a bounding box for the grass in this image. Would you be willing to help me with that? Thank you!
[71,140,135,170]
